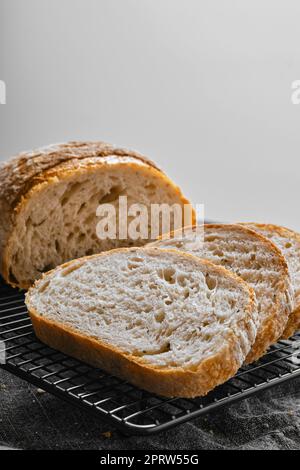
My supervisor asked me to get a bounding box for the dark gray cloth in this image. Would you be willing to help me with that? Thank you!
[0,369,299,450]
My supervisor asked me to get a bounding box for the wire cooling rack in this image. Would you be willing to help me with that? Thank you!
[0,278,299,435]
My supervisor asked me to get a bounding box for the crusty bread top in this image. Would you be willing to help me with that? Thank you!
[0,141,160,208]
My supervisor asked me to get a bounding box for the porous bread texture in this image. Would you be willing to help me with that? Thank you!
[25,247,257,398]
[242,223,300,339]
[150,224,294,363]
[0,141,193,289]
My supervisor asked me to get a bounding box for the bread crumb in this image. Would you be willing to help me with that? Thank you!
[102,431,112,439]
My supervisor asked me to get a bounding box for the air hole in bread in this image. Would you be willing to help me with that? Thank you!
[159,268,176,284]
[285,242,292,249]
[183,289,190,299]
[55,240,60,252]
[77,202,87,214]
[128,262,141,270]
[175,241,184,248]
[205,274,217,291]
[213,249,224,257]
[78,233,86,243]
[149,283,157,290]
[129,257,144,264]
[203,334,212,342]
[143,305,152,313]
[177,274,187,287]
[191,283,200,293]
[99,185,124,204]
[61,182,82,206]
[145,183,156,191]
[145,183,157,197]
[162,342,171,352]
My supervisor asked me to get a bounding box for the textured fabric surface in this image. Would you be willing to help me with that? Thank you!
[0,369,300,450]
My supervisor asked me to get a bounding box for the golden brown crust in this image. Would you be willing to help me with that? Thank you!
[0,142,194,288]
[0,141,161,207]
[240,222,300,339]
[26,247,256,398]
[152,223,294,363]
[29,309,243,397]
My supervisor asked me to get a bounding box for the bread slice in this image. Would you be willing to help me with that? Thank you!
[25,247,257,398]
[241,223,300,339]
[150,224,294,363]
[0,141,193,289]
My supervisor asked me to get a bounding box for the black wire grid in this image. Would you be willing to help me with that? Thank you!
[0,278,299,435]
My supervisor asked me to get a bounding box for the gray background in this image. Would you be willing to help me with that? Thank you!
[0,0,300,229]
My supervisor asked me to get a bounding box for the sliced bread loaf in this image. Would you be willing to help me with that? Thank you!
[25,247,257,398]
[241,223,300,339]
[0,141,193,289]
[150,224,294,363]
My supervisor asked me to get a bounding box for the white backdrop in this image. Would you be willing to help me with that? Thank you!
[1,0,300,229]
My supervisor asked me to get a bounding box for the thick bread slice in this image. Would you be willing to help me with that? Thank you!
[25,247,257,398]
[241,223,300,339]
[0,141,193,289]
[150,224,294,363]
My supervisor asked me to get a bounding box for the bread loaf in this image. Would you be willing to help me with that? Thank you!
[150,224,294,363]
[25,247,257,398]
[0,141,193,288]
